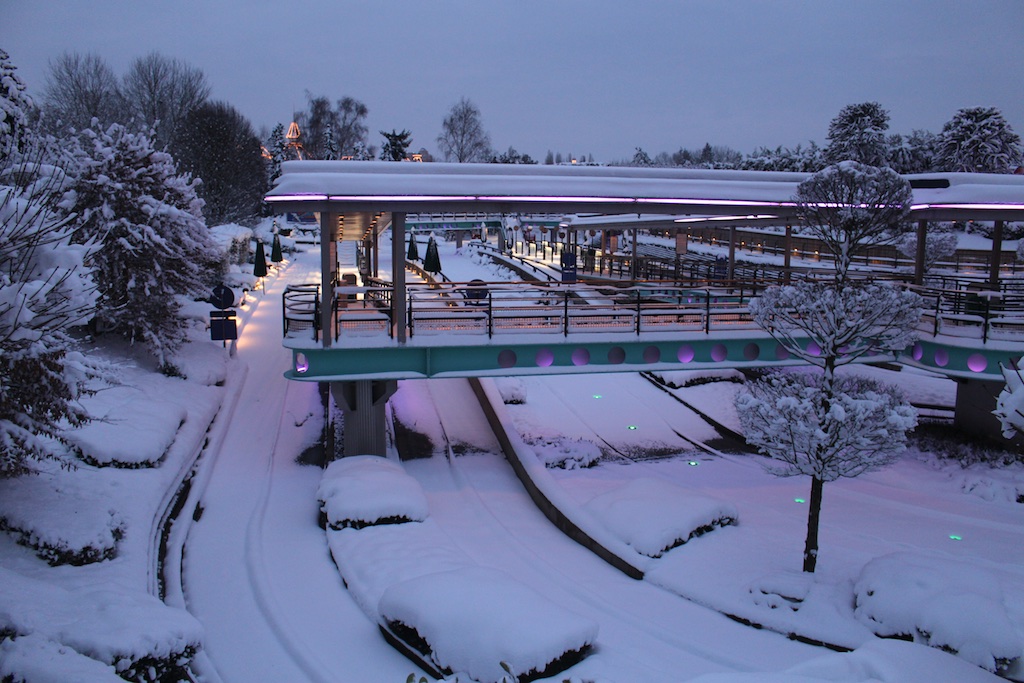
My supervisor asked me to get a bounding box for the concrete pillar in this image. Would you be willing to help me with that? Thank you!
[954,377,1020,448]
[727,225,737,281]
[989,220,1004,290]
[330,380,398,457]
[783,224,792,284]
[320,211,339,347]
[392,212,407,343]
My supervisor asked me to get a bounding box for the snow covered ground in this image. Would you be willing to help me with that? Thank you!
[2,228,1023,682]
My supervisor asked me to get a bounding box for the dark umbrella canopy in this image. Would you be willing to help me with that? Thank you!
[407,233,419,260]
[271,233,283,263]
[423,236,442,274]
[254,239,268,278]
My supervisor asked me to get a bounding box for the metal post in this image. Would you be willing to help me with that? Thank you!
[320,211,339,348]
[914,219,927,286]
[783,224,792,285]
[989,220,1004,291]
[727,225,737,283]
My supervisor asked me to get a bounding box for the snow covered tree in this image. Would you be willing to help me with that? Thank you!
[738,161,920,572]
[266,123,286,186]
[994,361,1024,439]
[323,124,339,161]
[887,130,937,174]
[380,129,412,161]
[64,122,221,370]
[737,372,917,572]
[794,161,914,282]
[0,49,33,151]
[172,101,267,225]
[39,52,122,136]
[824,101,891,167]
[631,147,652,166]
[896,223,958,274]
[334,96,369,157]
[0,118,110,475]
[936,107,1022,173]
[437,98,491,163]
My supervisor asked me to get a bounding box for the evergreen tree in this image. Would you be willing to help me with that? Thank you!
[0,49,33,150]
[631,147,652,166]
[323,125,339,161]
[380,129,412,161]
[824,101,891,167]
[544,150,554,165]
[887,130,937,174]
[936,107,1022,173]
[65,123,221,370]
[266,123,286,185]
[172,101,268,226]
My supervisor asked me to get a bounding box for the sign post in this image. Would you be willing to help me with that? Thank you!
[209,284,238,350]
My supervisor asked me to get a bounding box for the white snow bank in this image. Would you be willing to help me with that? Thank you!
[528,435,602,469]
[326,520,474,618]
[0,633,125,683]
[854,552,1022,672]
[584,477,738,557]
[687,637,1004,682]
[0,469,125,564]
[317,455,430,528]
[650,368,745,387]
[494,376,527,404]
[64,395,186,467]
[378,566,598,683]
[0,567,202,675]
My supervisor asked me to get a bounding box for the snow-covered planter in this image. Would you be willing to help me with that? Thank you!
[0,473,125,565]
[0,568,203,683]
[379,567,598,683]
[527,435,601,469]
[584,477,738,558]
[854,552,1022,673]
[317,456,429,529]
[649,369,744,388]
[64,399,186,469]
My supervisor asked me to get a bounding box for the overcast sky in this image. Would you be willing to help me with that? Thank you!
[2,1,1022,162]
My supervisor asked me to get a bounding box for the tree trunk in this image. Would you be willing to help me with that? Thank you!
[803,476,824,572]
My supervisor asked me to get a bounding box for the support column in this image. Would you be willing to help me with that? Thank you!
[783,224,792,284]
[914,219,927,286]
[955,377,1020,448]
[330,380,398,457]
[989,220,1004,290]
[320,211,339,347]
[392,212,407,343]
[727,225,737,282]
[630,227,639,282]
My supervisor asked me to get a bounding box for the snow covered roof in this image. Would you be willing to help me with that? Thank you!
[265,161,1024,223]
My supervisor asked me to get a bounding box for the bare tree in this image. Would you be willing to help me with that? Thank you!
[121,52,210,149]
[294,93,370,160]
[437,98,491,162]
[334,96,369,157]
[40,52,122,135]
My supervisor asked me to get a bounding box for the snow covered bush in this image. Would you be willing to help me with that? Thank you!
[583,477,737,558]
[378,567,598,683]
[0,85,112,476]
[527,435,601,469]
[994,359,1024,441]
[0,633,126,683]
[896,224,959,274]
[317,456,429,530]
[64,398,186,468]
[648,369,743,388]
[62,122,223,371]
[0,567,203,682]
[854,552,1022,673]
[208,222,254,266]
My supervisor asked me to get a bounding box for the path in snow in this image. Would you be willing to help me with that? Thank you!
[182,247,423,682]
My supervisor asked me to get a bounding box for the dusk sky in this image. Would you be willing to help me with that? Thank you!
[2,1,1022,163]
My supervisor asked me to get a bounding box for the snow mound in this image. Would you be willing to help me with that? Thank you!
[0,567,203,680]
[686,637,1005,682]
[65,395,186,468]
[0,470,125,565]
[584,477,738,557]
[528,435,602,469]
[650,369,744,387]
[494,376,526,404]
[0,633,125,683]
[379,566,598,683]
[854,552,1022,672]
[317,455,429,529]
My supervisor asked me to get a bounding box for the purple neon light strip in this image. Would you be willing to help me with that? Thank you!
[265,194,329,202]
[912,202,1024,211]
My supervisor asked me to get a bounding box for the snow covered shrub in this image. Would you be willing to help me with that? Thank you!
[911,422,1021,467]
[0,568,203,682]
[317,456,429,530]
[62,122,223,370]
[208,223,253,266]
[583,477,737,558]
[527,436,601,469]
[0,633,126,683]
[379,567,598,683]
[648,369,743,388]
[0,471,126,565]
[854,552,1021,673]
[64,398,186,468]
[494,377,526,404]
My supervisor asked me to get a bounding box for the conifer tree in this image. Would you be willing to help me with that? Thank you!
[936,107,1022,173]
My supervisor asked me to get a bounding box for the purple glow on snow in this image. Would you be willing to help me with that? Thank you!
[967,353,988,373]
[677,345,695,363]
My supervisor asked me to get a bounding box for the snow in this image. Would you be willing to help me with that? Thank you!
[3,230,1021,682]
